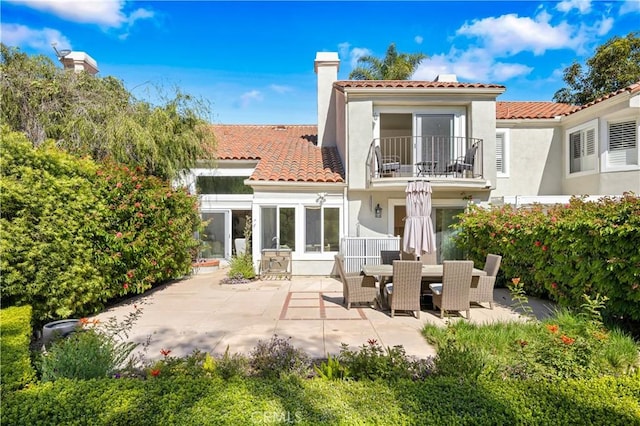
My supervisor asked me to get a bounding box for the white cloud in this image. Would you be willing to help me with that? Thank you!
[6,0,153,28]
[414,35,423,45]
[619,0,640,15]
[595,17,614,36]
[457,12,578,56]
[338,42,372,68]
[0,23,71,51]
[237,90,263,108]
[412,47,532,82]
[556,0,592,14]
[269,84,293,94]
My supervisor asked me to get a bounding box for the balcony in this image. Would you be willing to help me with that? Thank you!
[367,136,487,190]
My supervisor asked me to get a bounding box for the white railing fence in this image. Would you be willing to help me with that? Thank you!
[340,236,401,273]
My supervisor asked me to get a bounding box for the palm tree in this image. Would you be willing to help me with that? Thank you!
[348,43,427,80]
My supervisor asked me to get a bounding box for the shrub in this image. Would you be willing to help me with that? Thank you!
[433,340,485,380]
[1,128,204,323]
[212,346,250,380]
[226,253,256,281]
[1,128,107,322]
[249,335,310,379]
[337,339,434,381]
[0,305,36,391]
[38,308,142,381]
[453,194,640,321]
[314,354,350,380]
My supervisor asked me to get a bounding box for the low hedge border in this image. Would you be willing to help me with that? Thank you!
[3,375,639,425]
[0,305,36,392]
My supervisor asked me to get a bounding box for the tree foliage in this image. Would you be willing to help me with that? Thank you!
[0,44,215,180]
[348,43,427,80]
[553,31,640,105]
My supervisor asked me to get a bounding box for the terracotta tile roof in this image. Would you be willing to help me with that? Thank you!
[334,80,505,90]
[211,125,344,183]
[568,81,640,114]
[496,101,578,119]
[498,81,640,120]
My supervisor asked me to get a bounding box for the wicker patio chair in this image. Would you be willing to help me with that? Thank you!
[383,260,423,318]
[429,260,474,319]
[335,254,378,310]
[469,254,502,309]
[381,250,401,265]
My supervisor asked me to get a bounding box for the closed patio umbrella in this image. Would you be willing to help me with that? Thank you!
[402,181,436,257]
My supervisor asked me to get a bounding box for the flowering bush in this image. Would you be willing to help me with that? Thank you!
[453,194,640,321]
[92,161,203,299]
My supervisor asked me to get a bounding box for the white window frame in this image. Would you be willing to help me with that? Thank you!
[304,206,340,253]
[605,118,639,170]
[565,119,598,177]
[496,129,510,178]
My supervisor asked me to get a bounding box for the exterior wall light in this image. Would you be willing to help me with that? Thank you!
[374,203,382,218]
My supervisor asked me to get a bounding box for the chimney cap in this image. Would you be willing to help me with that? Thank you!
[314,51,340,73]
[60,51,99,75]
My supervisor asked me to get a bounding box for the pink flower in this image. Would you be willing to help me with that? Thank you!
[550,216,557,223]
[116,182,122,188]
[135,184,142,190]
[134,202,141,208]
[542,245,548,251]
[116,232,123,238]
[123,283,129,289]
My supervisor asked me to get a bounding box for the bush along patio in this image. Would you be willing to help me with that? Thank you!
[453,193,640,328]
[2,302,639,425]
[1,128,203,325]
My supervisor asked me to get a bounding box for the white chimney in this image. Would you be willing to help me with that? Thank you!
[434,74,457,82]
[60,51,99,75]
[314,52,339,147]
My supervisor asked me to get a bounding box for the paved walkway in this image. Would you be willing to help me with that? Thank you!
[94,266,556,363]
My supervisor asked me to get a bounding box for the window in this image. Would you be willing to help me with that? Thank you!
[495,130,509,177]
[196,176,252,194]
[261,207,295,250]
[305,207,339,252]
[569,126,596,174]
[608,120,638,167]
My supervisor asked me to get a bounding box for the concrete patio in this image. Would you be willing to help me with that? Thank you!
[94,266,556,363]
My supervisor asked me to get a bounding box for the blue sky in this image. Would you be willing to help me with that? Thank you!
[2,1,639,124]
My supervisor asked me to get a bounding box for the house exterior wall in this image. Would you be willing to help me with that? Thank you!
[345,99,374,190]
[470,100,498,187]
[560,93,640,195]
[250,187,345,276]
[494,125,564,196]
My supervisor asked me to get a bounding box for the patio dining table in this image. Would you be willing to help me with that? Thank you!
[361,263,486,309]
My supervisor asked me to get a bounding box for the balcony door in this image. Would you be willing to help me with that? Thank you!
[415,114,454,174]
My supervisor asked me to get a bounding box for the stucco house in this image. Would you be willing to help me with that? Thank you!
[183,52,640,276]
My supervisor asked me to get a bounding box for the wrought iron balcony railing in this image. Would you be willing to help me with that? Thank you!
[368,136,483,180]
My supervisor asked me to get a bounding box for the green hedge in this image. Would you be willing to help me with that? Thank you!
[0,305,36,391]
[1,127,202,324]
[2,375,639,425]
[454,194,640,321]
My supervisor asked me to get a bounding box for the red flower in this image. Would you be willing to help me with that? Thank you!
[534,241,541,247]
[561,335,575,345]
[134,202,141,208]
[518,339,528,347]
[546,324,559,334]
[160,348,172,357]
[550,216,557,223]
[123,283,129,289]
[542,245,548,251]
[135,184,142,190]
[150,369,160,377]
[126,270,134,279]
[551,282,558,289]
[367,339,378,346]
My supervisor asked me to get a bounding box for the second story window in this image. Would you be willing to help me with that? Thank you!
[196,176,253,194]
[568,122,597,174]
[608,120,638,167]
[496,130,509,177]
